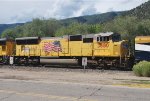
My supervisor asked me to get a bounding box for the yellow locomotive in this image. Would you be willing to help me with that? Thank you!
[13,32,133,68]
[0,32,134,68]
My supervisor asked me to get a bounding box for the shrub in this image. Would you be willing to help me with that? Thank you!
[133,61,150,77]
[133,61,143,76]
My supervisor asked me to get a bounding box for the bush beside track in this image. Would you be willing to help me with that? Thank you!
[133,61,150,77]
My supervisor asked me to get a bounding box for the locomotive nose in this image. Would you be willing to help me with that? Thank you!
[121,41,130,57]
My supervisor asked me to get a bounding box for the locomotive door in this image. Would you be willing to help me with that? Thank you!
[61,36,69,55]
[82,38,93,56]
[69,35,82,56]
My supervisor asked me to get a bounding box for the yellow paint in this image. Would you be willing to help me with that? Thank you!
[0,89,97,101]
[113,84,150,88]
[39,38,93,57]
[39,34,129,58]
[135,36,150,44]
[16,44,40,56]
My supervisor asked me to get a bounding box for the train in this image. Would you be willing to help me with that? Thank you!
[135,36,150,62]
[0,32,149,69]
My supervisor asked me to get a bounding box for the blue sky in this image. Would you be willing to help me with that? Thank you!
[0,0,148,24]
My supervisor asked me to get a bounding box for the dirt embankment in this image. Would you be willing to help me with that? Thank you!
[0,65,150,88]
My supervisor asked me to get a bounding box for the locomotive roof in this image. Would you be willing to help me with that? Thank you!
[15,37,40,41]
[41,37,62,40]
[82,34,94,38]
[0,38,13,41]
[0,38,7,41]
[95,32,115,37]
[63,34,94,38]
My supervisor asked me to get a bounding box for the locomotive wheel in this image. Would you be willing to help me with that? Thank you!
[78,57,82,66]
[123,57,134,70]
[25,57,29,66]
[37,57,40,65]
[14,57,21,65]
[103,63,110,70]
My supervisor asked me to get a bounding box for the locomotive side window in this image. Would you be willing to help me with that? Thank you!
[16,38,39,45]
[97,37,99,41]
[83,38,93,43]
[26,39,39,44]
[100,37,103,41]
[16,40,24,45]
[70,35,82,41]
[106,37,109,41]
[97,36,109,42]
[0,41,6,45]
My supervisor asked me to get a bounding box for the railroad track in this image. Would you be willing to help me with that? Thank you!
[0,63,132,74]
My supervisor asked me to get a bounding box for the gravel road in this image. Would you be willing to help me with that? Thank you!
[0,66,150,101]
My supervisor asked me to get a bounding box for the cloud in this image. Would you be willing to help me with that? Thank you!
[82,7,97,15]
[43,0,97,18]
[10,9,40,23]
[121,0,133,4]
[0,0,148,24]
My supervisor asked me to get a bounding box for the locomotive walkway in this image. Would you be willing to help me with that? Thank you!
[0,66,150,101]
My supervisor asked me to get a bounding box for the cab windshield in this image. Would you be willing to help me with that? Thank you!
[97,36,109,42]
[112,35,121,42]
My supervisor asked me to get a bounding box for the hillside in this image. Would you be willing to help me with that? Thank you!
[61,12,122,25]
[0,23,24,34]
[124,0,150,19]
[0,12,122,35]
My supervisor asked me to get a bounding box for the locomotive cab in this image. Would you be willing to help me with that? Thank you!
[93,32,132,69]
[95,32,129,58]
[94,32,122,56]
